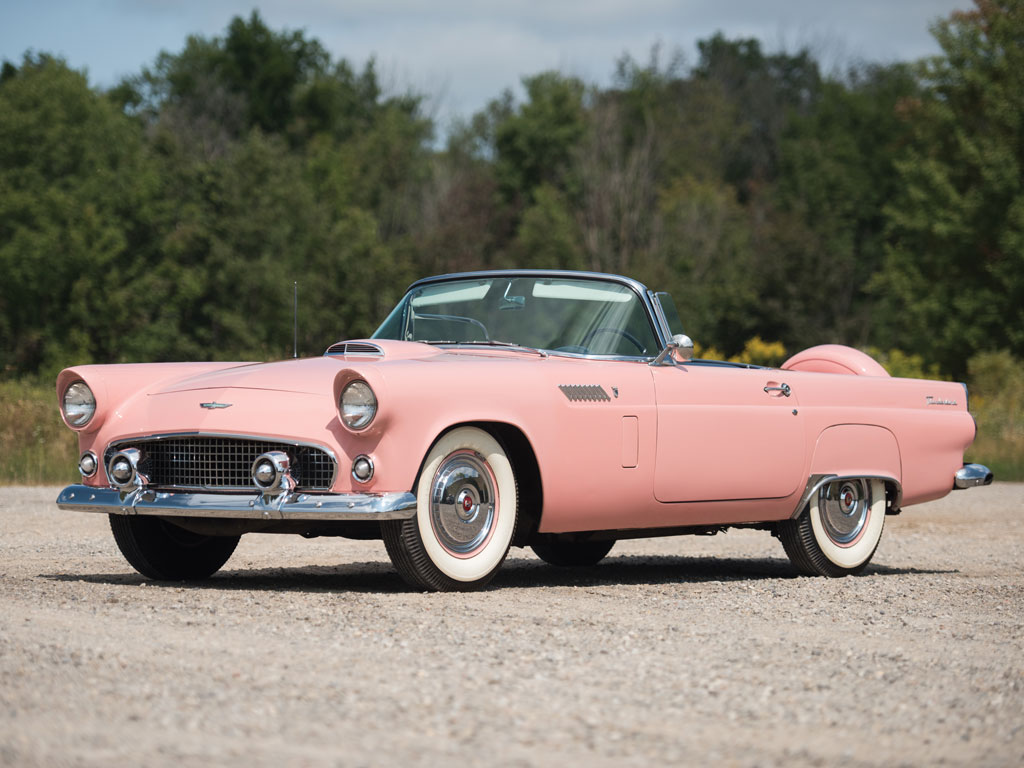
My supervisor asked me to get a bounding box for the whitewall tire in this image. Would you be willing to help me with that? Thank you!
[382,427,518,591]
[778,478,886,576]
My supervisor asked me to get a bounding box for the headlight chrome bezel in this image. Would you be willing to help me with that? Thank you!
[339,380,378,431]
[62,380,97,429]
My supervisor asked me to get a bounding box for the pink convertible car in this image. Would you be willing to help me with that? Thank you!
[56,270,992,590]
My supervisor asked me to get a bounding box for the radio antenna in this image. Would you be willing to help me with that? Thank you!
[293,281,298,358]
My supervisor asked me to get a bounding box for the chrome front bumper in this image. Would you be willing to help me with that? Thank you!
[56,485,417,521]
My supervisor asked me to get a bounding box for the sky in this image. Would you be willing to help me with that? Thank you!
[1,0,969,130]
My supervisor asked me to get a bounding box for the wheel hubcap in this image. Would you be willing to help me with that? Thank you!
[430,451,497,555]
[819,479,870,545]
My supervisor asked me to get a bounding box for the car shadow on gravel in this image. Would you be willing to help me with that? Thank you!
[42,554,955,593]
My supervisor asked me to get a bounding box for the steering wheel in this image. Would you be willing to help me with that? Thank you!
[579,327,645,354]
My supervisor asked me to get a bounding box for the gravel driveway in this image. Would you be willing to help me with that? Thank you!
[1,485,1021,767]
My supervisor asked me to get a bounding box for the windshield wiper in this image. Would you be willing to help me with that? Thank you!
[421,340,548,358]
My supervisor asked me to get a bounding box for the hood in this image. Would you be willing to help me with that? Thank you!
[154,357,343,396]
[152,340,444,395]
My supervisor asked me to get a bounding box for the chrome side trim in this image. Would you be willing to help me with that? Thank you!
[954,463,993,489]
[56,485,417,521]
[791,474,903,519]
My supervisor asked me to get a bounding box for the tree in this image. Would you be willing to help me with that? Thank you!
[493,72,587,204]
[511,184,584,270]
[0,54,154,376]
[765,63,921,349]
[877,0,1024,376]
[694,34,822,197]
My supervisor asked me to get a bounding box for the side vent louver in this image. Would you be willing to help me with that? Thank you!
[324,342,385,358]
[559,384,611,402]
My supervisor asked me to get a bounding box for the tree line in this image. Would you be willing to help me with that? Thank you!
[1,1,1020,381]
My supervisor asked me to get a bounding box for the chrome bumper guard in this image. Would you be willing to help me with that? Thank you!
[953,463,994,490]
[56,485,417,521]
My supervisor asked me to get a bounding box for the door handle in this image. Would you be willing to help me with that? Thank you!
[764,383,791,397]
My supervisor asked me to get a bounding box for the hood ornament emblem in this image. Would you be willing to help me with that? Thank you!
[200,402,233,409]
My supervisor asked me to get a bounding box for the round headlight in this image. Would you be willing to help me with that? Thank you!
[62,381,96,428]
[340,380,377,430]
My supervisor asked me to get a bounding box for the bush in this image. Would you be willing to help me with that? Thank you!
[965,350,1024,481]
[867,348,943,380]
[694,336,787,367]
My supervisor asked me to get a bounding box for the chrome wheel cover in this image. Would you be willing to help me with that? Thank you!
[818,479,871,546]
[429,450,497,555]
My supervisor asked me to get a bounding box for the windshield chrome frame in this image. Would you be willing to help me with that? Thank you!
[390,269,671,361]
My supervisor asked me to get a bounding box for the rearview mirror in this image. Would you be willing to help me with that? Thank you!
[651,334,694,366]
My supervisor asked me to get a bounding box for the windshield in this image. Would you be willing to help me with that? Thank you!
[372,276,661,357]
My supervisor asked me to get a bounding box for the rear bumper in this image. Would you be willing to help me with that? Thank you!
[954,463,994,489]
[56,485,417,521]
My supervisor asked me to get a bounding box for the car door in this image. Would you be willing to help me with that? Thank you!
[651,364,805,502]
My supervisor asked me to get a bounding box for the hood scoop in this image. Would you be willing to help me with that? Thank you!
[324,341,385,358]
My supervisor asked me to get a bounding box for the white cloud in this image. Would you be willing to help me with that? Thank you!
[2,0,970,125]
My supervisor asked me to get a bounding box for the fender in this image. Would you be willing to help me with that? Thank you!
[795,424,903,517]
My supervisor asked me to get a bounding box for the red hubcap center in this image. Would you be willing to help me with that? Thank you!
[462,495,474,513]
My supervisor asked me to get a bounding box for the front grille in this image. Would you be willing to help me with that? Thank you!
[104,436,336,491]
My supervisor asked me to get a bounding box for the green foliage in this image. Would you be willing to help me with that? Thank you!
[652,176,758,350]
[1,6,1021,390]
[867,348,943,380]
[0,53,153,377]
[965,349,1024,480]
[769,64,920,349]
[693,336,788,368]
[732,337,788,368]
[695,34,822,193]
[493,72,587,203]
[512,184,584,270]
[877,0,1024,378]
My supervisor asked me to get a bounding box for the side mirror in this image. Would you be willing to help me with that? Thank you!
[652,334,694,366]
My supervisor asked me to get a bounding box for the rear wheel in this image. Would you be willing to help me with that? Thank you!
[382,427,518,591]
[109,515,240,580]
[531,538,614,567]
[777,478,885,576]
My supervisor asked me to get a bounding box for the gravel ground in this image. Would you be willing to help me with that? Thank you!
[1,485,1022,768]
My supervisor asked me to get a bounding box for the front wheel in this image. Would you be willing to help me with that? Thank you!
[109,515,240,580]
[382,427,518,591]
[777,478,886,577]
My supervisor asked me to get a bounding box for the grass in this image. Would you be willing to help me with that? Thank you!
[2,352,1021,486]
[0,379,79,486]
